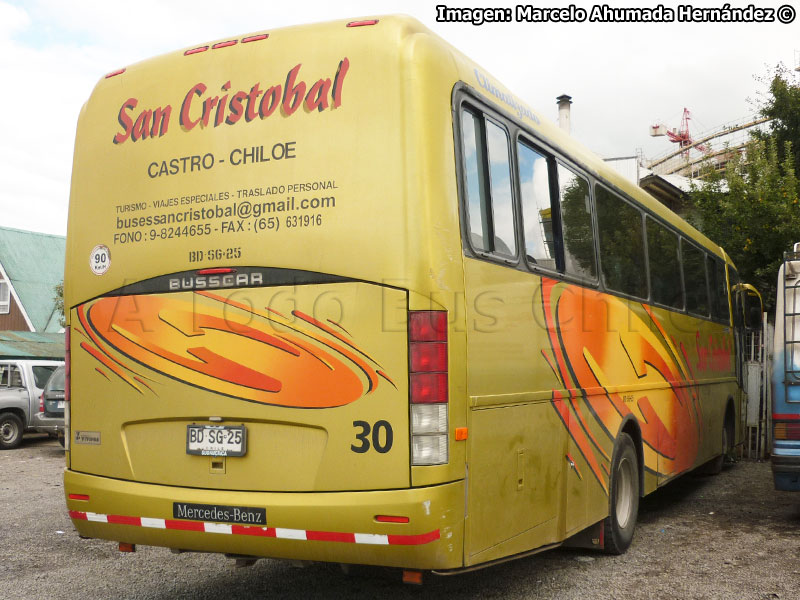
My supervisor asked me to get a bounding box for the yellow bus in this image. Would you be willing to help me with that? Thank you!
[64,15,749,578]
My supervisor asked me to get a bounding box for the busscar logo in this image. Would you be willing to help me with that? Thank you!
[169,272,264,291]
[112,58,350,145]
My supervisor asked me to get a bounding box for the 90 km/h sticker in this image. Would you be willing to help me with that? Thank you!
[90,245,110,275]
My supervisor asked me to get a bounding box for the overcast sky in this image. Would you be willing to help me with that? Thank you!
[1,0,798,235]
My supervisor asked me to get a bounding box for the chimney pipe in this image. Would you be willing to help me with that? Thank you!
[556,94,572,134]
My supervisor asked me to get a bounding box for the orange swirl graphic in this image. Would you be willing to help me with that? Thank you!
[80,291,389,408]
[541,279,704,486]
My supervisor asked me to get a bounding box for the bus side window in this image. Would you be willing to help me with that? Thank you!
[595,185,647,299]
[461,109,491,253]
[557,164,596,281]
[646,217,684,309]
[682,241,710,317]
[730,270,744,329]
[708,257,730,322]
[485,121,516,256]
[459,108,517,258]
[518,141,557,271]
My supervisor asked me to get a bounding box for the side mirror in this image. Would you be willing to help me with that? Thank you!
[732,283,762,330]
[744,290,763,330]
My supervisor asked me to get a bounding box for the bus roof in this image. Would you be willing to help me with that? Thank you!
[66,15,732,311]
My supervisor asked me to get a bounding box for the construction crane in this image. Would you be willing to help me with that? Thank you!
[650,107,708,158]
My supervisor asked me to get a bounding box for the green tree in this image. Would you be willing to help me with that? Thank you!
[689,136,800,312]
[54,281,65,328]
[757,66,800,177]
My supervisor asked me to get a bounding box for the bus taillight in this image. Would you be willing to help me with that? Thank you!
[408,311,448,465]
[774,422,800,440]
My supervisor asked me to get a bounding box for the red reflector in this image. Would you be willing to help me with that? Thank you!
[39,393,44,413]
[402,570,423,585]
[104,68,125,78]
[409,311,447,342]
[184,46,208,56]
[196,268,236,275]
[410,342,447,372]
[410,372,448,404]
[118,542,136,553]
[212,40,237,49]
[376,515,410,523]
[68,494,90,501]
[347,19,379,27]
[242,34,269,43]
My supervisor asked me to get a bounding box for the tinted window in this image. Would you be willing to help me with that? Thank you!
[33,365,56,389]
[45,367,65,392]
[647,218,683,309]
[558,164,596,280]
[596,186,647,298]
[683,242,709,316]
[708,257,730,321]
[518,141,556,270]
[729,268,743,329]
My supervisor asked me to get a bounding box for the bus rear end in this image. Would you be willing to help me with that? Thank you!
[772,244,800,491]
[64,17,466,571]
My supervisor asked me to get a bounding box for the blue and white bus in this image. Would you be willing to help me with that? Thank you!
[772,243,800,491]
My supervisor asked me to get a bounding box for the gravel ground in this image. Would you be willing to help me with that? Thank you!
[2,434,800,599]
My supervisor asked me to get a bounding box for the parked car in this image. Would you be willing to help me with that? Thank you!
[0,359,64,449]
[42,365,66,445]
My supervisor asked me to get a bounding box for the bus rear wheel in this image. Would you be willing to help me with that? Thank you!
[603,433,639,554]
[704,420,730,475]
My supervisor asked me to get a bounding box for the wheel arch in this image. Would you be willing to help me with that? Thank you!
[617,415,644,498]
[0,408,26,425]
[724,395,736,441]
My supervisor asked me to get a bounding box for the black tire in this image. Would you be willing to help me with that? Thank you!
[603,433,639,554]
[704,419,730,476]
[0,412,24,450]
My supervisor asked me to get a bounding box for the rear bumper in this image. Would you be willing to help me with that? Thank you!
[64,470,465,570]
[771,455,800,491]
[30,412,64,435]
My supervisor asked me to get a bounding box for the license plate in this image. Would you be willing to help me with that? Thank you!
[186,425,246,457]
[56,401,65,409]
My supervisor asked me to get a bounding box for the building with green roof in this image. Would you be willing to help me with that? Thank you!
[0,226,66,334]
